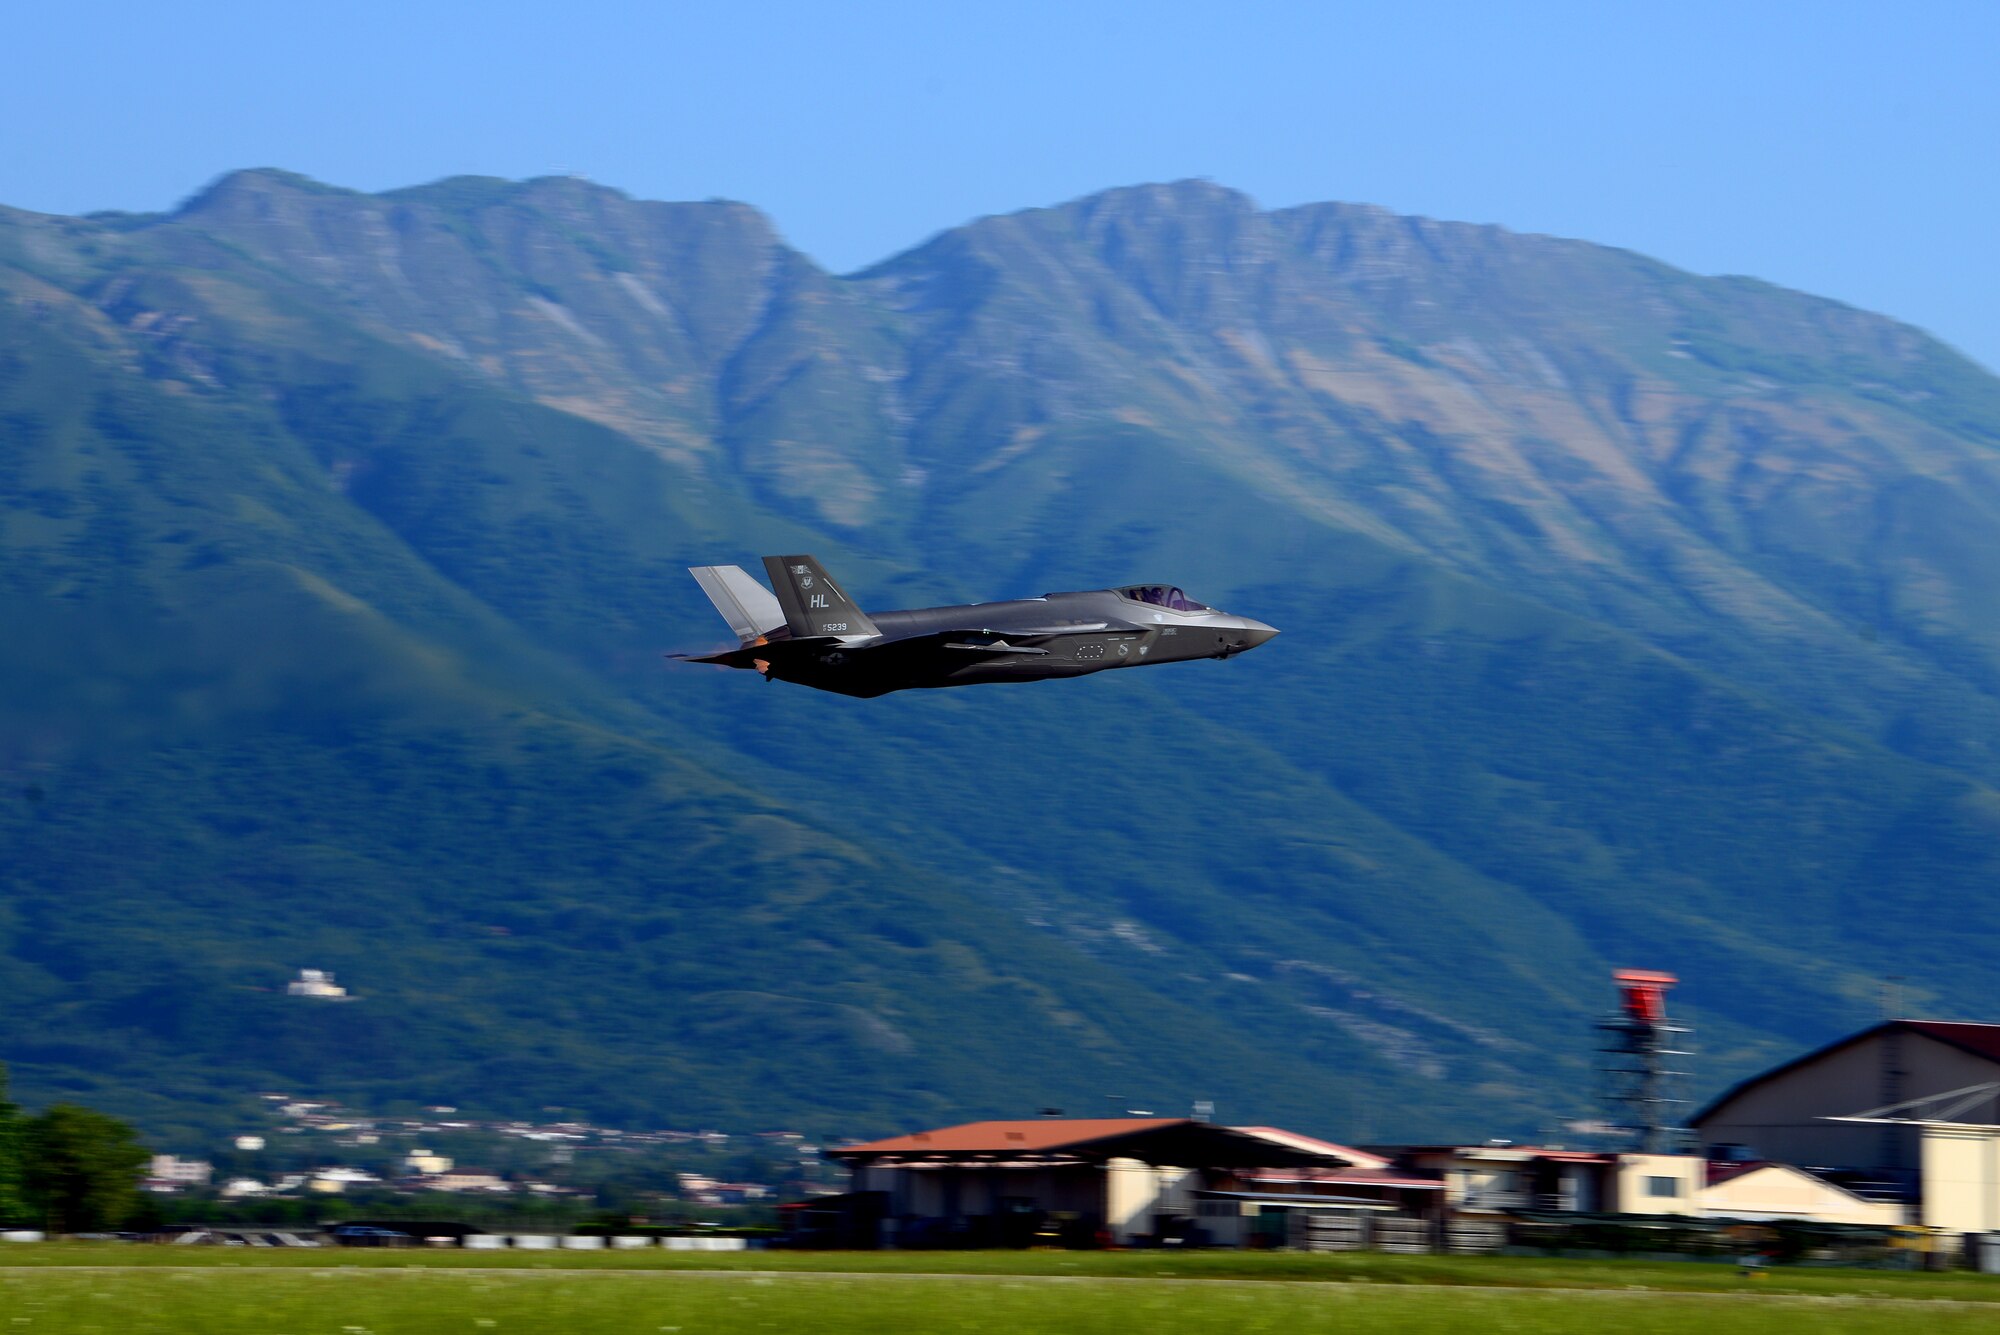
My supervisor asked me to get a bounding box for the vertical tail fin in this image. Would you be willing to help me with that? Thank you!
[689,565,787,642]
[762,555,880,639]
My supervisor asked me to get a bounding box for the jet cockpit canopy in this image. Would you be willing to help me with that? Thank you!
[1119,585,1210,612]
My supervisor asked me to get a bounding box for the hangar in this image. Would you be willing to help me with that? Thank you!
[1692,1019,2000,1234]
[823,1117,1426,1247]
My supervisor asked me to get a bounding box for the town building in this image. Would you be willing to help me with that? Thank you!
[405,1149,453,1176]
[145,1155,214,1189]
[148,1155,214,1185]
[677,1174,773,1205]
[426,1171,512,1193]
[286,969,348,998]
[308,1167,381,1194]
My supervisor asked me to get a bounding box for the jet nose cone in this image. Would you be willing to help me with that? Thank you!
[1231,619,1279,652]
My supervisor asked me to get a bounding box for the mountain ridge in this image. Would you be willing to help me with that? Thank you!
[3,170,1998,1146]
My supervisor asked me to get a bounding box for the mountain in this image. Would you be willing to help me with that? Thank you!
[2,170,1997,1147]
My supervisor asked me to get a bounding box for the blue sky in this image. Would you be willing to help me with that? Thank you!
[7,1,1996,367]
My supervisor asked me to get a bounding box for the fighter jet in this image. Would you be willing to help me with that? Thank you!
[674,555,1278,698]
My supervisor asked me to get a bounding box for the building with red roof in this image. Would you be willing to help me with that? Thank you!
[823,1117,1428,1248]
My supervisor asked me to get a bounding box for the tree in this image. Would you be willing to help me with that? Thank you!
[0,1064,23,1225]
[22,1104,150,1233]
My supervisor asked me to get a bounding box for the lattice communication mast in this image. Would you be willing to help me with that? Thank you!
[1597,969,1694,1152]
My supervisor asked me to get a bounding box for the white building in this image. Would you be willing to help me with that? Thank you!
[405,1149,454,1176]
[308,1166,381,1194]
[286,969,348,998]
[427,1171,512,1193]
[148,1155,213,1185]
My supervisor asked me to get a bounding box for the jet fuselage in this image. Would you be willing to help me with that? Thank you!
[677,557,1277,698]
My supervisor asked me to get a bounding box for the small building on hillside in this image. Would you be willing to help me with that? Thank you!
[427,1171,512,1194]
[404,1149,453,1176]
[147,1155,214,1187]
[825,1118,1376,1248]
[308,1166,381,1194]
[286,968,348,999]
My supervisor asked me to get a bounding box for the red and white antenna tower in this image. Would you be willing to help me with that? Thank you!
[1597,969,1694,1153]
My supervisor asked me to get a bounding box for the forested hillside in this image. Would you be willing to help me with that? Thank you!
[3,171,1997,1145]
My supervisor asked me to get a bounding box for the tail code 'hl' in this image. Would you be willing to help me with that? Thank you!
[763,555,879,639]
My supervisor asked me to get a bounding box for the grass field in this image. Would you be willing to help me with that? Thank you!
[3,1245,1999,1332]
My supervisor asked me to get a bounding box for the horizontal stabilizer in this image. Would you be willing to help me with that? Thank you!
[668,645,766,670]
[669,635,846,671]
[690,565,787,642]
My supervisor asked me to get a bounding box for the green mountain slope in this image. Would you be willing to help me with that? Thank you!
[2,172,1999,1146]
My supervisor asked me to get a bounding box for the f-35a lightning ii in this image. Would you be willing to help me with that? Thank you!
[675,555,1278,698]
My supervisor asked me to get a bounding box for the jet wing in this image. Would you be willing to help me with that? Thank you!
[865,623,1141,660]
[940,640,1049,655]
[995,622,1131,636]
[830,630,1048,661]
[674,622,1135,671]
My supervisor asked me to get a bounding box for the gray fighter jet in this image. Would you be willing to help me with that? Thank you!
[675,555,1278,698]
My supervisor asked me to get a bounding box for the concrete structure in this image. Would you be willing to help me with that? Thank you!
[827,1118,1367,1247]
[1612,1152,1706,1217]
[1918,1123,2000,1236]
